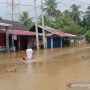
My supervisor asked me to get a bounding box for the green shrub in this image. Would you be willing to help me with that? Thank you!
[85,30,90,43]
[62,24,86,35]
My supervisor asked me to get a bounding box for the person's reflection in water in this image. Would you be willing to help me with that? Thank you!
[27,63,32,75]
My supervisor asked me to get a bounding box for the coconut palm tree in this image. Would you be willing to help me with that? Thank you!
[63,10,71,17]
[44,0,57,20]
[19,11,33,28]
[85,6,90,29]
[70,4,82,24]
[38,14,51,26]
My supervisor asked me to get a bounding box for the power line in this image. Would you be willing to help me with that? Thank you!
[57,1,89,9]
[56,0,90,6]
[0,0,89,9]
[0,0,89,19]
[0,2,41,8]
[68,0,90,6]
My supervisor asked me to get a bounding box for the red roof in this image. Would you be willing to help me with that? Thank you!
[0,29,6,33]
[55,32,76,37]
[55,32,69,37]
[8,30,35,36]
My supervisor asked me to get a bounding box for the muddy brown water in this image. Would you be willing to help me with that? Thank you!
[0,44,90,90]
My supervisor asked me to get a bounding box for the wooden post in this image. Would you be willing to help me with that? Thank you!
[6,26,9,53]
[61,37,62,48]
[18,36,20,50]
[51,37,53,49]
[45,37,47,49]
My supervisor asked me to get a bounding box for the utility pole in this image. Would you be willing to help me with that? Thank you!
[41,0,46,49]
[12,0,14,21]
[34,0,39,49]
[11,0,15,51]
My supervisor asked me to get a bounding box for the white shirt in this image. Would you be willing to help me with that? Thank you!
[26,48,33,60]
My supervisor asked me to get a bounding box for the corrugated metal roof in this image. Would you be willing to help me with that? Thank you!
[8,30,35,36]
[55,32,77,37]
[0,29,6,33]
[0,19,29,30]
[0,22,11,27]
[38,25,58,34]
[38,25,76,37]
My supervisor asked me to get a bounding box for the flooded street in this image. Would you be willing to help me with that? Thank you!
[0,44,90,90]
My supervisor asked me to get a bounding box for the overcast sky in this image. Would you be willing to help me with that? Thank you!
[0,0,90,20]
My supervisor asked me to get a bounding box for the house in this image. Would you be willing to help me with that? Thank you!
[0,18,77,52]
[30,25,76,49]
[0,19,36,52]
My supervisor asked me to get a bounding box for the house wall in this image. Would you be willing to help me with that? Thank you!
[47,37,51,48]
[9,35,36,51]
[47,37,61,48]
[53,37,61,48]
[28,36,35,48]
[20,36,28,50]
[0,33,5,46]
[62,37,70,47]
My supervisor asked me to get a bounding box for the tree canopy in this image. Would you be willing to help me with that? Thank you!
[70,4,82,24]
[19,11,33,28]
[18,0,90,38]
[44,0,58,19]
[85,6,90,30]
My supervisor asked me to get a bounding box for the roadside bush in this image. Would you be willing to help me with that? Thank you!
[62,24,86,35]
[85,30,90,43]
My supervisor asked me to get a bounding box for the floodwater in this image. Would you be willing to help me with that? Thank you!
[0,44,90,90]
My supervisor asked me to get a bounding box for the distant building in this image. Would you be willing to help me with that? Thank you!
[30,25,76,49]
[0,19,36,52]
[0,19,77,52]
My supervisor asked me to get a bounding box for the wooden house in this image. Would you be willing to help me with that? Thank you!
[0,19,36,52]
[30,25,76,49]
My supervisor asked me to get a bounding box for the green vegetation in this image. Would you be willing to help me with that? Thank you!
[44,0,58,20]
[85,30,90,43]
[18,0,90,42]
[19,11,33,28]
[84,6,90,30]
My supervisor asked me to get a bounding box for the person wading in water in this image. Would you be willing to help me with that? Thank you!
[23,46,33,62]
